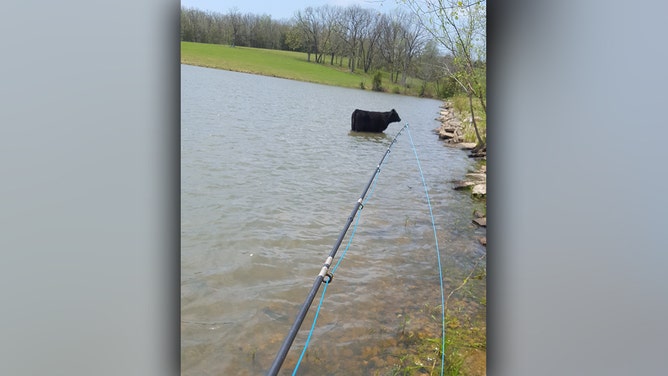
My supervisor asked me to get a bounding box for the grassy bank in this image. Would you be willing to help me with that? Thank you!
[181,41,437,97]
[451,95,487,146]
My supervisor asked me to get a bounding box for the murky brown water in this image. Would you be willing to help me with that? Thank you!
[181,64,486,375]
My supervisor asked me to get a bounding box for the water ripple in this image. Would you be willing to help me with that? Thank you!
[181,65,485,375]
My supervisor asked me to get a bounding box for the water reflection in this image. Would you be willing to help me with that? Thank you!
[347,130,393,144]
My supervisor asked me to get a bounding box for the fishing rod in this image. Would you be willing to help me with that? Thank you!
[266,124,409,376]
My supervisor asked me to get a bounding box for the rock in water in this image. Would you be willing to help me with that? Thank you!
[472,184,486,197]
[473,217,487,227]
[454,181,476,190]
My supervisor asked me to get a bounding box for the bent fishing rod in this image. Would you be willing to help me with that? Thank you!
[266,124,409,376]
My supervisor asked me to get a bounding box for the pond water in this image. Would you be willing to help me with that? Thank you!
[181,64,486,375]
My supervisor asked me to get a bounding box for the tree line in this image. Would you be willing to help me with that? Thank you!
[180,5,460,94]
[180,7,289,50]
[181,2,486,151]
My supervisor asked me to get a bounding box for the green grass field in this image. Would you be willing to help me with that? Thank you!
[181,41,435,96]
[181,41,370,89]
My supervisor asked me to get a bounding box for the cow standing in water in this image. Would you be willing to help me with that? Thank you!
[350,109,401,133]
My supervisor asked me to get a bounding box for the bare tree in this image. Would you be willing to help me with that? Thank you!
[359,14,383,73]
[294,7,322,62]
[399,12,427,86]
[319,5,343,65]
[337,5,372,73]
[180,7,197,41]
[181,8,210,43]
[228,8,243,47]
[378,12,404,83]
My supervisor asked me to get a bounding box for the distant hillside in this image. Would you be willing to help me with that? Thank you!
[181,41,438,98]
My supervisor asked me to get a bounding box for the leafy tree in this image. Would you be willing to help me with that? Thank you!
[402,0,487,150]
[284,25,306,52]
[416,40,449,96]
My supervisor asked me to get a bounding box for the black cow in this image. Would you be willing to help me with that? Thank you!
[351,109,401,133]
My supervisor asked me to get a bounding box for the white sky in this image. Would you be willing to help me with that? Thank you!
[180,0,403,20]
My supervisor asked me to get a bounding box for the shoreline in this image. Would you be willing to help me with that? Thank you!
[435,101,487,246]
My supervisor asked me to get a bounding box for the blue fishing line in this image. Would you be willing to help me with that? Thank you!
[405,124,446,376]
[331,157,382,274]
[291,281,328,376]
[292,129,397,374]
[292,124,446,375]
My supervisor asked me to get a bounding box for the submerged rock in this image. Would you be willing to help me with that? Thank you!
[473,217,487,227]
[454,181,476,190]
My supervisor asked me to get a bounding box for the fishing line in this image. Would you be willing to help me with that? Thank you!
[290,129,392,375]
[405,124,446,376]
[267,124,408,376]
[291,281,328,376]
[269,124,447,376]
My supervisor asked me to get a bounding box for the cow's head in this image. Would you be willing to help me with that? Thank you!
[389,109,401,123]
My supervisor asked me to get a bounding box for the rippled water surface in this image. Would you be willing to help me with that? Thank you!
[181,64,486,375]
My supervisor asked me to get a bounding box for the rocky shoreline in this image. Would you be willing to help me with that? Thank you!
[435,101,487,246]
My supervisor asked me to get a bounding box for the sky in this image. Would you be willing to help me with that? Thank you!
[180,0,403,20]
